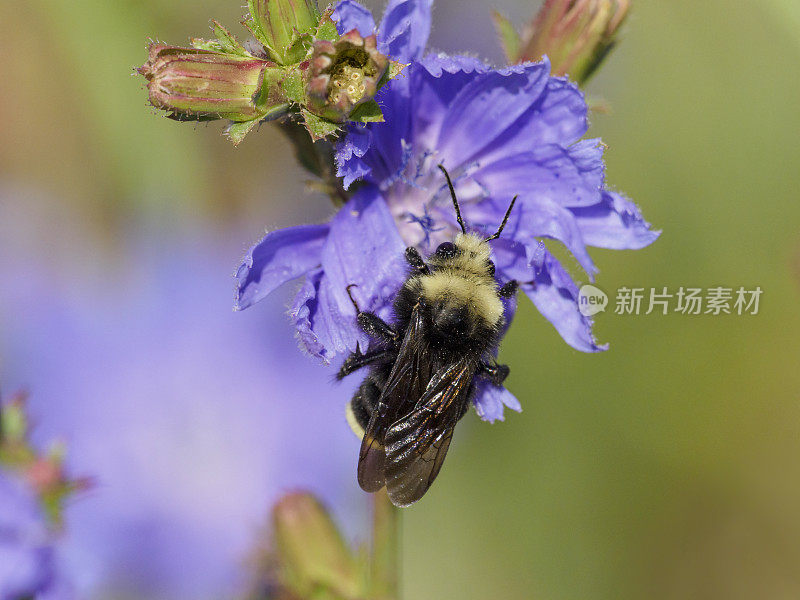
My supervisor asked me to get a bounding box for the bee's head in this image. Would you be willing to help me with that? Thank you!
[429,233,495,278]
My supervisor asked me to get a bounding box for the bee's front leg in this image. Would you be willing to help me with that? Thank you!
[405,247,430,274]
[478,362,510,386]
[356,312,398,345]
[346,284,399,344]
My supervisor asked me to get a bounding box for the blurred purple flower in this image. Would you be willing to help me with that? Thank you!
[0,188,365,600]
[0,470,71,600]
[235,0,658,422]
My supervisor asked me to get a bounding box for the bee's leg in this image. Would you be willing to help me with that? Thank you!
[337,346,394,380]
[356,313,398,345]
[498,280,519,298]
[346,284,399,344]
[347,378,381,436]
[478,362,510,386]
[405,247,430,274]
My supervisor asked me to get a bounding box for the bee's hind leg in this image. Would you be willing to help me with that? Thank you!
[478,362,510,386]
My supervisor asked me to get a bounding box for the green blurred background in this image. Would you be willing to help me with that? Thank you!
[2,0,800,598]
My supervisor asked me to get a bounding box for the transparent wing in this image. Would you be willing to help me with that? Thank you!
[357,303,430,492]
[383,358,475,506]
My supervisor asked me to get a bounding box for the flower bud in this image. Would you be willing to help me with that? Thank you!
[305,30,389,123]
[1,392,88,526]
[138,44,283,122]
[272,492,362,598]
[246,0,321,64]
[495,0,630,83]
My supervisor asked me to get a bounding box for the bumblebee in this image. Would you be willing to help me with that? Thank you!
[337,166,518,507]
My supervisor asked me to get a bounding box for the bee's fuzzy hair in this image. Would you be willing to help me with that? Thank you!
[419,233,504,328]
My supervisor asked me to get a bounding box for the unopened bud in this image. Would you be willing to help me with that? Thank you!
[272,492,361,598]
[495,0,630,83]
[246,0,321,64]
[138,44,283,122]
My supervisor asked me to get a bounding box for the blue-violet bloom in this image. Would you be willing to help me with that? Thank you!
[236,0,659,422]
[0,470,70,600]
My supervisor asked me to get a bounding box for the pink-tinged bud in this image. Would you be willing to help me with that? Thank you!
[1,391,88,526]
[304,30,389,123]
[271,492,362,598]
[496,0,630,83]
[138,44,282,121]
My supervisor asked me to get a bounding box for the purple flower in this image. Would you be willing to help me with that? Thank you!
[235,0,658,422]
[0,190,364,600]
[0,470,70,600]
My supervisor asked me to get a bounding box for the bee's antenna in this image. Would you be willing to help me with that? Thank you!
[438,164,467,234]
[484,195,518,242]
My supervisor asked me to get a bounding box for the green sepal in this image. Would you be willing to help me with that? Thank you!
[225,119,261,145]
[190,38,222,52]
[211,20,251,57]
[281,66,306,103]
[377,60,407,91]
[349,100,384,123]
[492,10,521,63]
[302,109,341,141]
[315,12,339,42]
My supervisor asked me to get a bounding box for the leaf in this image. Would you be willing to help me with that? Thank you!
[492,10,522,63]
[349,100,384,123]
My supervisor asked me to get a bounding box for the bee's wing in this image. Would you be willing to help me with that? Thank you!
[382,358,475,506]
[357,303,430,493]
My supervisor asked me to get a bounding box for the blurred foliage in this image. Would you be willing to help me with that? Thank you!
[1,0,800,599]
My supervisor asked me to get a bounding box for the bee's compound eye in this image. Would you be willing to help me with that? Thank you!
[487,261,496,277]
[436,241,457,258]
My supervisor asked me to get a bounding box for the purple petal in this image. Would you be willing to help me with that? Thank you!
[290,268,361,363]
[473,195,596,277]
[335,126,373,189]
[321,185,406,320]
[477,74,589,164]
[0,472,57,599]
[332,0,376,36]
[436,62,550,168]
[473,380,522,423]
[411,54,488,149]
[572,190,661,250]
[337,78,413,188]
[471,141,605,209]
[492,239,607,353]
[378,0,433,63]
[235,224,328,310]
[293,187,406,362]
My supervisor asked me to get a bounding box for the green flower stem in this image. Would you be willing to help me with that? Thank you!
[275,119,348,206]
[370,489,400,600]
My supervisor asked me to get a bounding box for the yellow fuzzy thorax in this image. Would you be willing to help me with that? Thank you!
[418,233,504,327]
